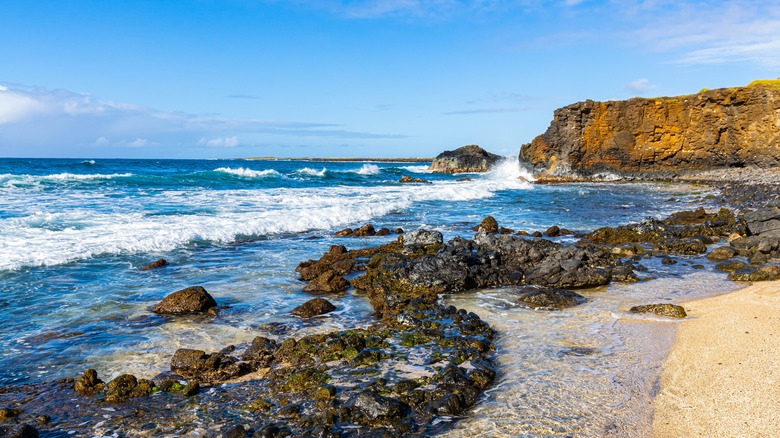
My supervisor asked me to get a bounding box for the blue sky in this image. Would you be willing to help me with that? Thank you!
[1,0,778,158]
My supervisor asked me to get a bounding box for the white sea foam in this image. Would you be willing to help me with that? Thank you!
[356,164,380,175]
[293,167,327,177]
[0,174,532,271]
[401,165,432,173]
[0,172,133,187]
[483,156,536,182]
[214,167,281,178]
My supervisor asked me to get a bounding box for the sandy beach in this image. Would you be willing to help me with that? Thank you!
[653,280,780,437]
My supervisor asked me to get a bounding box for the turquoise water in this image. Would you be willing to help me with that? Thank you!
[0,157,717,398]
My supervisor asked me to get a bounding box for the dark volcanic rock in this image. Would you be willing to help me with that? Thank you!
[745,203,780,236]
[354,224,376,236]
[73,368,104,395]
[630,304,687,318]
[222,425,247,438]
[716,260,750,273]
[241,336,278,367]
[475,216,499,233]
[142,258,169,270]
[303,270,350,293]
[399,175,432,184]
[104,374,155,403]
[292,298,336,318]
[344,389,409,423]
[296,245,353,281]
[515,286,586,310]
[152,286,217,314]
[0,408,23,420]
[429,145,501,173]
[728,264,780,282]
[334,228,353,237]
[401,229,443,247]
[352,230,628,319]
[0,424,39,438]
[544,225,561,237]
[170,348,252,383]
[581,208,739,257]
[706,246,738,261]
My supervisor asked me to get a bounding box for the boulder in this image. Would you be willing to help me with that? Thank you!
[728,264,780,282]
[630,304,687,318]
[73,368,104,395]
[474,216,499,233]
[303,270,349,293]
[142,258,169,270]
[292,298,336,318]
[544,225,561,237]
[296,245,353,281]
[429,145,502,173]
[706,246,738,261]
[242,336,278,367]
[152,286,217,314]
[354,224,376,236]
[170,348,251,382]
[0,408,22,420]
[745,204,780,236]
[401,229,443,247]
[0,424,39,438]
[399,175,431,184]
[334,228,353,237]
[344,389,409,423]
[222,425,247,438]
[104,374,155,403]
[514,286,586,310]
[716,260,750,273]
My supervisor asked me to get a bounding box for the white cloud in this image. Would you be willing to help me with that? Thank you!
[0,88,47,124]
[0,83,407,153]
[625,78,656,94]
[629,1,780,68]
[126,138,151,147]
[199,136,240,147]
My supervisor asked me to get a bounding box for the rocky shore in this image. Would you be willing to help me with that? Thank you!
[4,176,780,436]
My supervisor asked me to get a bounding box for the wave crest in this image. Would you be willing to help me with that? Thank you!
[215,167,281,178]
[356,164,380,175]
[294,167,328,177]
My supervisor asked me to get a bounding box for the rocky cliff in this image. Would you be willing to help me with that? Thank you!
[429,145,501,173]
[520,82,780,180]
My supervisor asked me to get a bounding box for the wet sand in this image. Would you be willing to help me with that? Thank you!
[653,281,780,437]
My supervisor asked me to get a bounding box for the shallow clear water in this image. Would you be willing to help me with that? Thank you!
[441,263,743,437]
[0,157,728,434]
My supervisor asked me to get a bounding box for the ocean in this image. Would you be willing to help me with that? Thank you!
[0,157,741,435]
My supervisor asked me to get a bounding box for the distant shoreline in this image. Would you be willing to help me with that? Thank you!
[242,157,432,163]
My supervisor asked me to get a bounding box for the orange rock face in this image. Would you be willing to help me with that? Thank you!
[520,84,780,179]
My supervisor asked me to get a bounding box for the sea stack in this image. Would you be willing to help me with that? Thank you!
[520,80,780,181]
[429,145,501,173]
